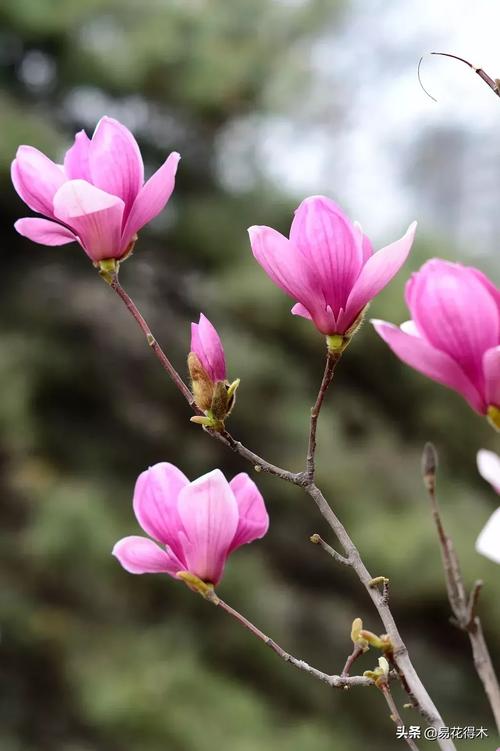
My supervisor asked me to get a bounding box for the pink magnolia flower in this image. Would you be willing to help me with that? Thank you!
[113,463,269,585]
[191,313,226,383]
[372,260,500,425]
[248,195,416,337]
[12,116,180,264]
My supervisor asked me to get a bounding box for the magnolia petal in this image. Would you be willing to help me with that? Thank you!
[228,473,269,552]
[14,218,77,246]
[191,313,226,382]
[89,116,144,214]
[177,469,238,584]
[407,260,499,390]
[341,222,416,333]
[64,130,92,181]
[400,319,420,336]
[133,462,189,562]
[372,319,484,413]
[483,346,500,409]
[290,195,364,314]
[11,146,66,217]
[121,152,180,247]
[249,225,336,332]
[291,303,313,320]
[53,179,125,262]
[475,508,500,564]
[477,450,500,494]
[112,536,183,576]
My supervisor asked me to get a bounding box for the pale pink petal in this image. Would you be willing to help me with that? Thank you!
[177,469,239,584]
[64,130,92,180]
[372,319,484,413]
[400,320,420,336]
[53,179,124,262]
[11,146,66,217]
[133,462,188,562]
[408,260,499,390]
[483,346,500,408]
[89,116,144,214]
[475,508,500,564]
[112,536,183,576]
[191,314,226,382]
[14,218,77,246]
[291,303,313,320]
[290,196,364,314]
[341,222,416,333]
[121,152,180,246]
[228,473,269,552]
[477,450,500,494]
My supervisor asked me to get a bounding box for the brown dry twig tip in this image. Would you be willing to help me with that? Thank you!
[421,443,500,731]
[430,52,500,99]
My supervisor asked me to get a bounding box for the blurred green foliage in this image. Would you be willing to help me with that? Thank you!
[0,1,498,750]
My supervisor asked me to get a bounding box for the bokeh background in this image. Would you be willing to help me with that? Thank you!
[0,1,499,749]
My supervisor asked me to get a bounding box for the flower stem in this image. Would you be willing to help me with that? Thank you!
[306,350,341,481]
[108,273,196,408]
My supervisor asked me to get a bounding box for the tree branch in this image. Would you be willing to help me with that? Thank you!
[107,279,456,751]
[209,593,372,689]
[422,442,500,733]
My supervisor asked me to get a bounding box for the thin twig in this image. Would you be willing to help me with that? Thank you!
[310,533,351,565]
[380,683,421,751]
[306,351,340,481]
[342,644,364,677]
[210,594,372,689]
[107,280,456,751]
[109,273,196,407]
[422,443,500,732]
[431,52,500,99]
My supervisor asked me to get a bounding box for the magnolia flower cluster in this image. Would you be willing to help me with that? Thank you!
[11,117,500,587]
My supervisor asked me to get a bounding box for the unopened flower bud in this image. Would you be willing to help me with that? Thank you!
[188,314,239,430]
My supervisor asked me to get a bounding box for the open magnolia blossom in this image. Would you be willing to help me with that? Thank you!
[248,195,416,342]
[188,314,239,427]
[113,463,269,585]
[373,260,500,429]
[12,116,180,264]
[476,450,500,564]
